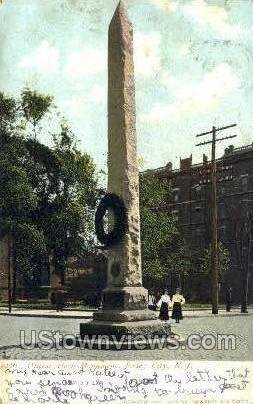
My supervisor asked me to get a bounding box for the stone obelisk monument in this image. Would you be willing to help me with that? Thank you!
[80,1,171,339]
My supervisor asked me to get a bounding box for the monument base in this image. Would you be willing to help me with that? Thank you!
[75,319,177,350]
[77,285,176,348]
[78,318,175,350]
[63,315,181,350]
[93,308,157,322]
[80,318,172,338]
[68,320,177,349]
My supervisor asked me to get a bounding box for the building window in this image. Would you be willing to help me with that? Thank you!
[172,187,180,203]
[195,228,202,238]
[240,174,248,192]
[249,177,253,191]
[219,186,225,195]
[192,185,202,200]
[218,203,226,219]
[219,226,226,240]
[242,178,248,191]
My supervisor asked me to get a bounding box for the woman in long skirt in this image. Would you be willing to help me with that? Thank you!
[171,288,185,323]
[157,290,171,321]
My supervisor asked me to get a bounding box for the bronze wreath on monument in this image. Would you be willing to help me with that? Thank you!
[95,193,128,247]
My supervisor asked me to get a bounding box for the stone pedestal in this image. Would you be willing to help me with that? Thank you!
[80,320,171,340]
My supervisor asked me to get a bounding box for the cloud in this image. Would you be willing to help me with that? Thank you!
[161,71,179,90]
[59,97,85,117]
[184,0,241,39]
[179,43,191,56]
[134,31,161,78]
[64,47,106,79]
[18,40,59,73]
[89,84,106,103]
[142,63,240,124]
[58,84,106,117]
[174,63,240,104]
[151,0,177,13]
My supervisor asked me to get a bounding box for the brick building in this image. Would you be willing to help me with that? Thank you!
[143,143,253,304]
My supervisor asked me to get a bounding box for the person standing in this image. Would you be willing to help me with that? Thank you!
[157,290,171,321]
[171,288,185,323]
[225,286,232,312]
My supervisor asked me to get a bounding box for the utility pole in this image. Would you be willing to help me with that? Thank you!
[196,123,237,314]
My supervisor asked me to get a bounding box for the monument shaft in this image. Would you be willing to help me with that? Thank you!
[107,1,141,288]
[93,1,152,319]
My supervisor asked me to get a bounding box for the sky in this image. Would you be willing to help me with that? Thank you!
[0,0,253,172]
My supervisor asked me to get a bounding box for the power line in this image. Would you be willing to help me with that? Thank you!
[196,123,237,137]
[196,135,237,147]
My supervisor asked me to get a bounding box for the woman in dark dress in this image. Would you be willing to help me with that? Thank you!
[157,290,171,321]
[171,288,185,323]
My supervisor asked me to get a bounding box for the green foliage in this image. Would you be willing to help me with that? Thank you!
[200,242,230,275]
[21,87,53,139]
[0,88,98,290]
[15,223,46,277]
[140,174,179,290]
[166,237,193,276]
[52,123,97,205]
[0,95,35,216]
[0,93,17,132]
[0,99,44,276]
[44,123,98,273]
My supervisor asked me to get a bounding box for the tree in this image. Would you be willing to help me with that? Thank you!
[0,93,17,132]
[166,236,193,289]
[0,92,47,301]
[200,241,230,276]
[140,174,179,293]
[0,88,98,297]
[21,87,53,140]
[48,124,97,279]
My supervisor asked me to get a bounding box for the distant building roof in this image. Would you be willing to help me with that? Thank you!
[141,143,253,177]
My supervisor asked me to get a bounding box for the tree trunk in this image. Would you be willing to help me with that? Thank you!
[12,240,17,303]
[7,235,12,313]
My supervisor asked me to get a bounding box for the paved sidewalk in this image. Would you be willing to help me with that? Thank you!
[183,308,253,318]
[0,306,252,319]
[0,307,92,319]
